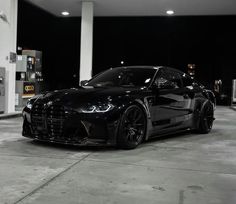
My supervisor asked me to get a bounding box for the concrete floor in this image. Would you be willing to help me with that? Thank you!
[0,106,236,204]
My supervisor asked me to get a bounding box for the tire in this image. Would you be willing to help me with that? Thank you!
[117,104,147,149]
[23,117,31,136]
[197,101,214,134]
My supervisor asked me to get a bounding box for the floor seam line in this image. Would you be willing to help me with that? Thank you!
[13,153,92,204]
[86,159,236,175]
[0,153,85,160]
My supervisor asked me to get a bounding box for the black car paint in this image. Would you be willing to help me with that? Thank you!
[22,66,215,146]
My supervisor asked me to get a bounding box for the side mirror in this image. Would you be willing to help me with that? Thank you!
[80,80,88,86]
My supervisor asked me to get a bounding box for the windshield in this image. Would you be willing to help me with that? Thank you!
[87,68,156,87]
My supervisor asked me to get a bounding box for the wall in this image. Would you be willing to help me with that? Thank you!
[0,0,18,113]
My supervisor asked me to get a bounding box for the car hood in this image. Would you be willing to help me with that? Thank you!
[36,86,146,108]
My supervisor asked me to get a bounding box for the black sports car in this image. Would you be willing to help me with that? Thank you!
[22,66,215,149]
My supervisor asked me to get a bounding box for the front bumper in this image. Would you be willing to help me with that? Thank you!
[22,104,120,146]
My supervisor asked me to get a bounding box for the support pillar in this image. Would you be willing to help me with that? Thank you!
[79,1,94,82]
[0,0,18,113]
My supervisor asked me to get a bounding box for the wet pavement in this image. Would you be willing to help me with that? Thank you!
[0,106,236,204]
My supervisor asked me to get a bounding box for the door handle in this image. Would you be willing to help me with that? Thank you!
[183,94,189,99]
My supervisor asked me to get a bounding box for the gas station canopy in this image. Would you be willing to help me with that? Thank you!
[26,0,236,17]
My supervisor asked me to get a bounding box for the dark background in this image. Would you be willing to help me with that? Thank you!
[17,0,236,104]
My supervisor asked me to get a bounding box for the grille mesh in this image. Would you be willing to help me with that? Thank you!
[31,102,88,143]
[46,105,66,137]
[31,102,45,128]
[31,102,67,138]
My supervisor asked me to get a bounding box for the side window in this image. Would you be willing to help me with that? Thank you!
[154,69,182,89]
[167,70,182,88]
[182,73,194,87]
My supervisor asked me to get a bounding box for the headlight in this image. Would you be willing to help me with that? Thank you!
[80,104,114,113]
[26,102,33,109]
[26,100,33,109]
[26,97,39,109]
[25,94,42,109]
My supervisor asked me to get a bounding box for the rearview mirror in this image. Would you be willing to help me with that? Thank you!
[80,80,88,86]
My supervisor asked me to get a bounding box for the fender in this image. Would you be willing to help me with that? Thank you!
[134,98,153,140]
[205,90,216,109]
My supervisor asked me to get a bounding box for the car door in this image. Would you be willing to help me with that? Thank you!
[149,68,188,134]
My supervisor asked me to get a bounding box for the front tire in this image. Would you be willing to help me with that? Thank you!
[117,105,147,149]
[23,117,31,136]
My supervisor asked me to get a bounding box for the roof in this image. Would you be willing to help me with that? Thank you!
[112,66,160,69]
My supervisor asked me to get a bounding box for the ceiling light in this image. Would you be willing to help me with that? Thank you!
[61,11,70,16]
[166,10,174,15]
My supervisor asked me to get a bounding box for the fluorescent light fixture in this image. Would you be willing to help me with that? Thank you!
[61,11,70,16]
[166,10,174,15]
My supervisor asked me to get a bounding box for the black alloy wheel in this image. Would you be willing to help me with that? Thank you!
[198,102,214,134]
[117,104,147,149]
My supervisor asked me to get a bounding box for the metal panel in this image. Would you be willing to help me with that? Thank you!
[232,79,236,104]
[16,55,27,72]
[0,67,5,113]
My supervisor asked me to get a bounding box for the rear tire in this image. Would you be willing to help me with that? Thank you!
[117,105,147,149]
[197,101,214,134]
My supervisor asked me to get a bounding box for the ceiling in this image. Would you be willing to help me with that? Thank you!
[26,0,236,17]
